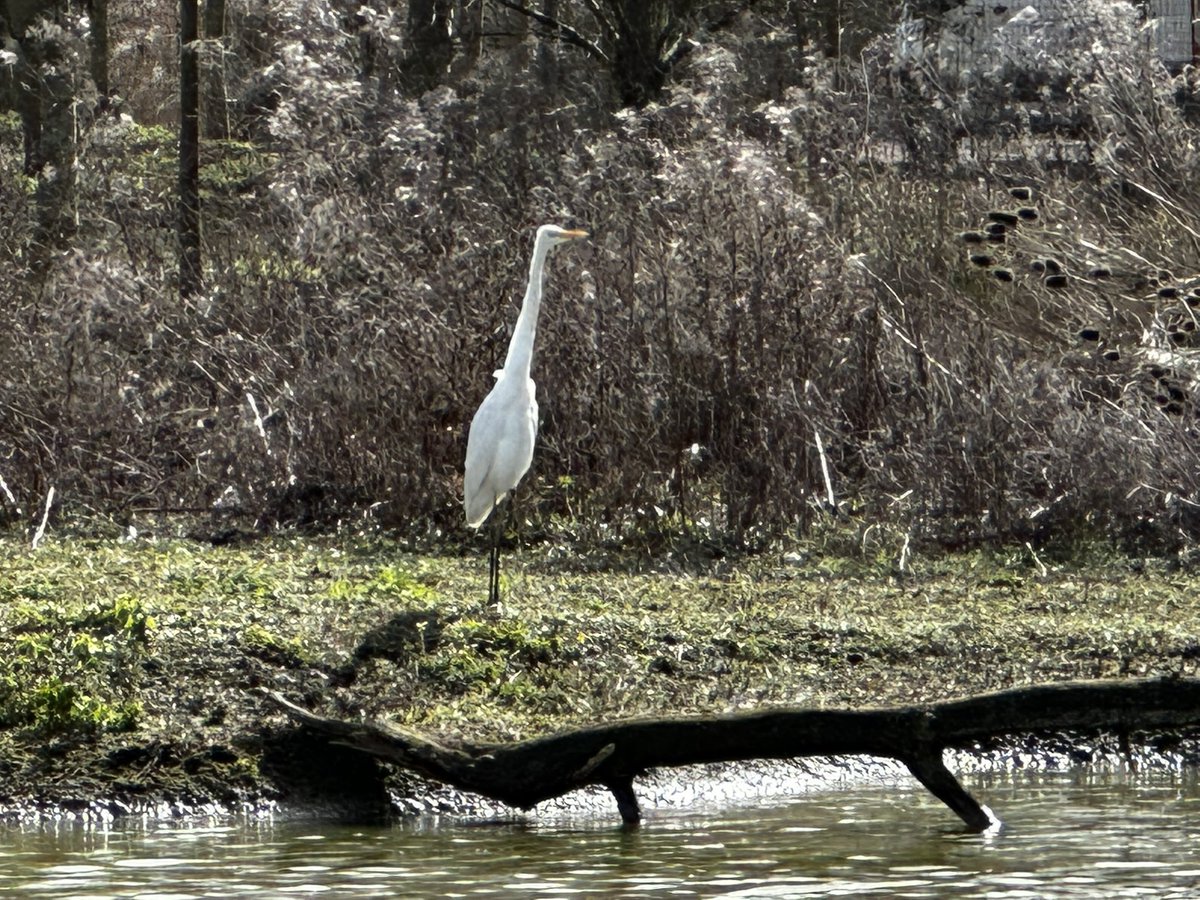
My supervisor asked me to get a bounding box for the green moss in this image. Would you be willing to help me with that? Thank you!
[242,622,313,666]
[201,139,277,194]
[82,595,157,641]
[1,676,141,735]
[126,123,175,147]
[424,651,506,695]
[448,617,560,664]
[327,563,435,605]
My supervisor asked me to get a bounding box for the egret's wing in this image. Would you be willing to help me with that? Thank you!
[463,376,537,529]
[464,395,502,528]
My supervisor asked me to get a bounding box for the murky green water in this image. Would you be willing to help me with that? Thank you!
[2,769,1199,898]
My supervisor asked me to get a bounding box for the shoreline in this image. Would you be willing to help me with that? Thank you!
[2,737,1197,829]
[1,534,1197,827]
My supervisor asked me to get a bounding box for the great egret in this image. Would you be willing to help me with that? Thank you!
[464,224,589,606]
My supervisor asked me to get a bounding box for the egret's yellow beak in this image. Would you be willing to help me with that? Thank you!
[561,229,590,240]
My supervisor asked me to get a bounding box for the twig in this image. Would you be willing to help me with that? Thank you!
[32,486,55,550]
[1025,541,1048,578]
[490,0,610,61]
[814,428,836,512]
[576,0,617,42]
[0,470,19,510]
[246,392,272,456]
[898,530,912,574]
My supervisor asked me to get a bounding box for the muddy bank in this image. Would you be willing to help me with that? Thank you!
[1,534,1198,825]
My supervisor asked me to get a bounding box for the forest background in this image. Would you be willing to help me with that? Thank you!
[2,0,1200,562]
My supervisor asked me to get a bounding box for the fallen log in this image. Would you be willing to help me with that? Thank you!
[266,675,1200,832]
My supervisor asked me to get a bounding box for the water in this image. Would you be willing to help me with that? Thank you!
[2,769,1199,898]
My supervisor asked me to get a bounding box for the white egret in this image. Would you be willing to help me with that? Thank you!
[464,224,590,606]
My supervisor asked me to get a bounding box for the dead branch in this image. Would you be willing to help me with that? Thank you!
[490,0,610,61]
[266,676,1200,832]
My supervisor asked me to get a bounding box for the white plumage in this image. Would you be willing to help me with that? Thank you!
[464,224,589,604]
[464,368,538,528]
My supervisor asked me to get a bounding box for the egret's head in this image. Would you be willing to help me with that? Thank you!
[538,224,591,247]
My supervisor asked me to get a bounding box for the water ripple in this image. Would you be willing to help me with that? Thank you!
[1,771,1199,897]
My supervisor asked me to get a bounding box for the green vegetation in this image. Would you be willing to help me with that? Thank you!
[0,557,157,736]
[0,531,1196,813]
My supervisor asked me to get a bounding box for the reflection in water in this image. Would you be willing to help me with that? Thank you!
[1,770,1199,898]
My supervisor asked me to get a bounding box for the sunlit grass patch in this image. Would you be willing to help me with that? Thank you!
[0,531,1196,751]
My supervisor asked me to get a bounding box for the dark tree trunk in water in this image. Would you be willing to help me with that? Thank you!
[269,676,1200,833]
[179,0,202,299]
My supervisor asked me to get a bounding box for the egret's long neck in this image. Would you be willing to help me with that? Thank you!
[502,236,552,379]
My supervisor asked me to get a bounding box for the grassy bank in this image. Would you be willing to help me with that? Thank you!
[0,531,1196,818]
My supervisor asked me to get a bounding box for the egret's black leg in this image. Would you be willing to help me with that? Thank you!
[487,506,504,607]
[489,538,500,606]
[485,494,519,608]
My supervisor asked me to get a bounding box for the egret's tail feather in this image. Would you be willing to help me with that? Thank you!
[465,491,497,529]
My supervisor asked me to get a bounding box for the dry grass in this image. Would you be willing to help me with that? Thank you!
[0,5,1198,555]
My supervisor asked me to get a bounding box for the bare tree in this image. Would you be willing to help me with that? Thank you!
[202,0,228,138]
[495,0,761,106]
[2,1,77,261]
[179,0,201,298]
[87,0,110,105]
[402,0,455,91]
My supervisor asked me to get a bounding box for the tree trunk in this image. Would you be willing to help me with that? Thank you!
[179,0,202,299]
[537,0,560,92]
[10,6,77,264]
[31,60,76,255]
[268,676,1200,832]
[451,0,482,80]
[611,0,669,107]
[89,0,110,106]
[202,0,228,139]
[14,53,41,178]
[403,0,454,92]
